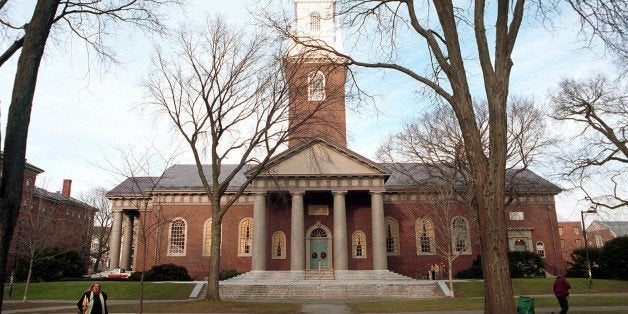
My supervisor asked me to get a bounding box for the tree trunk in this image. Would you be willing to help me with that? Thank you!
[0,0,60,309]
[447,259,454,297]
[22,256,35,303]
[206,206,223,301]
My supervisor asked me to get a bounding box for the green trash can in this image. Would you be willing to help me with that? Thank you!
[517,296,535,314]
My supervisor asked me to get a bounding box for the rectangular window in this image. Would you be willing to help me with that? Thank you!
[575,239,582,248]
[574,227,580,235]
[509,212,524,220]
[559,227,564,235]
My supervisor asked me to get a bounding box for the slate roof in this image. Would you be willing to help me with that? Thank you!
[107,163,561,196]
[383,163,562,194]
[34,187,97,211]
[596,221,628,237]
[107,165,255,196]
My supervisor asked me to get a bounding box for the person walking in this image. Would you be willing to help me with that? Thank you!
[77,282,108,314]
[553,275,571,314]
[434,263,440,280]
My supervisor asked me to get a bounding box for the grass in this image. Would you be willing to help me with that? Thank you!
[2,278,628,313]
[350,278,628,312]
[452,278,628,298]
[4,281,195,300]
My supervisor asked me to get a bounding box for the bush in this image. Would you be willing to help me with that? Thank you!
[455,251,546,279]
[455,255,483,279]
[600,236,628,280]
[15,248,87,282]
[129,263,192,281]
[219,270,241,280]
[566,247,611,279]
[508,251,545,278]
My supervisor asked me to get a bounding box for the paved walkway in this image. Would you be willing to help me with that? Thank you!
[4,295,628,313]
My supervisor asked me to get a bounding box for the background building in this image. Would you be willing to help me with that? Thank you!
[586,221,628,248]
[1,158,97,276]
[557,221,584,270]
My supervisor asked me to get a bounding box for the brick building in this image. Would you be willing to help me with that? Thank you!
[557,221,584,269]
[2,159,97,275]
[586,221,628,248]
[107,0,565,280]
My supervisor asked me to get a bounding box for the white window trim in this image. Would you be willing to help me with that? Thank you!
[167,217,187,257]
[271,231,287,259]
[238,217,254,257]
[416,218,436,255]
[352,230,367,258]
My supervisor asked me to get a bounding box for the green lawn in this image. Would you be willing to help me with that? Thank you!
[3,278,628,313]
[350,278,628,312]
[452,278,628,298]
[4,281,195,300]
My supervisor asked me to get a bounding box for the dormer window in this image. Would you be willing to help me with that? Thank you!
[310,11,321,33]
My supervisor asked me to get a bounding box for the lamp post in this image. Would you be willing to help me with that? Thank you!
[581,208,597,291]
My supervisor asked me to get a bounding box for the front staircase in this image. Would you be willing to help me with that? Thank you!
[216,270,449,300]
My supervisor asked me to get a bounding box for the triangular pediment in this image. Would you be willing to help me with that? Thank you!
[256,138,390,178]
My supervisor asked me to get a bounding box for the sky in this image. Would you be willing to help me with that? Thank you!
[0,0,623,224]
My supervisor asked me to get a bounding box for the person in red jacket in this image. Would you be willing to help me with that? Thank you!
[553,275,571,314]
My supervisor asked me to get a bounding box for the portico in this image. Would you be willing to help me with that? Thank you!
[247,138,391,274]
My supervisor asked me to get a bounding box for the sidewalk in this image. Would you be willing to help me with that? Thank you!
[3,296,628,313]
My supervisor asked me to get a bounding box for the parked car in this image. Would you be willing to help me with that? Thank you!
[90,268,131,279]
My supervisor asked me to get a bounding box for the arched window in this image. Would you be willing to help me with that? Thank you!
[385,217,400,255]
[352,231,367,258]
[452,216,471,254]
[308,71,326,101]
[416,218,435,255]
[203,219,212,256]
[514,239,527,251]
[238,218,253,256]
[272,231,287,259]
[595,234,603,247]
[168,218,187,256]
[536,241,545,258]
[310,11,321,33]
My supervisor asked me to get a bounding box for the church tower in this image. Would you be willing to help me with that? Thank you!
[286,0,347,148]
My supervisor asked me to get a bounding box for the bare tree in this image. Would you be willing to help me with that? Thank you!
[78,187,112,273]
[550,74,627,210]
[566,0,628,68]
[0,1,175,307]
[143,16,337,300]
[16,195,69,302]
[104,144,179,313]
[378,96,552,305]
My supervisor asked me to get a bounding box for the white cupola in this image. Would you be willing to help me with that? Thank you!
[288,0,343,58]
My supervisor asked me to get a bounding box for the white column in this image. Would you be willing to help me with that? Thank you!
[120,214,134,271]
[109,210,123,269]
[290,191,305,270]
[333,190,348,270]
[252,192,267,271]
[371,191,388,270]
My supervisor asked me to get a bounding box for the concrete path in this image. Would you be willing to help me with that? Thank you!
[3,297,628,313]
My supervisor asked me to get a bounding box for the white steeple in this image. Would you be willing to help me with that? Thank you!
[288,0,343,58]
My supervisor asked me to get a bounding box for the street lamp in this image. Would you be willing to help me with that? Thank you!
[581,207,597,291]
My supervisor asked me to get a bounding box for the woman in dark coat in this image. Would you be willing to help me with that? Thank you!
[77,282,108,314]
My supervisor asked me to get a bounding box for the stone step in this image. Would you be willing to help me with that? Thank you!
[219,281,443,300]
[216,270,447,300]
[304,269,335,280]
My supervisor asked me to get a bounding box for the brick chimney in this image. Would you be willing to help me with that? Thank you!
[62,179,72,197]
